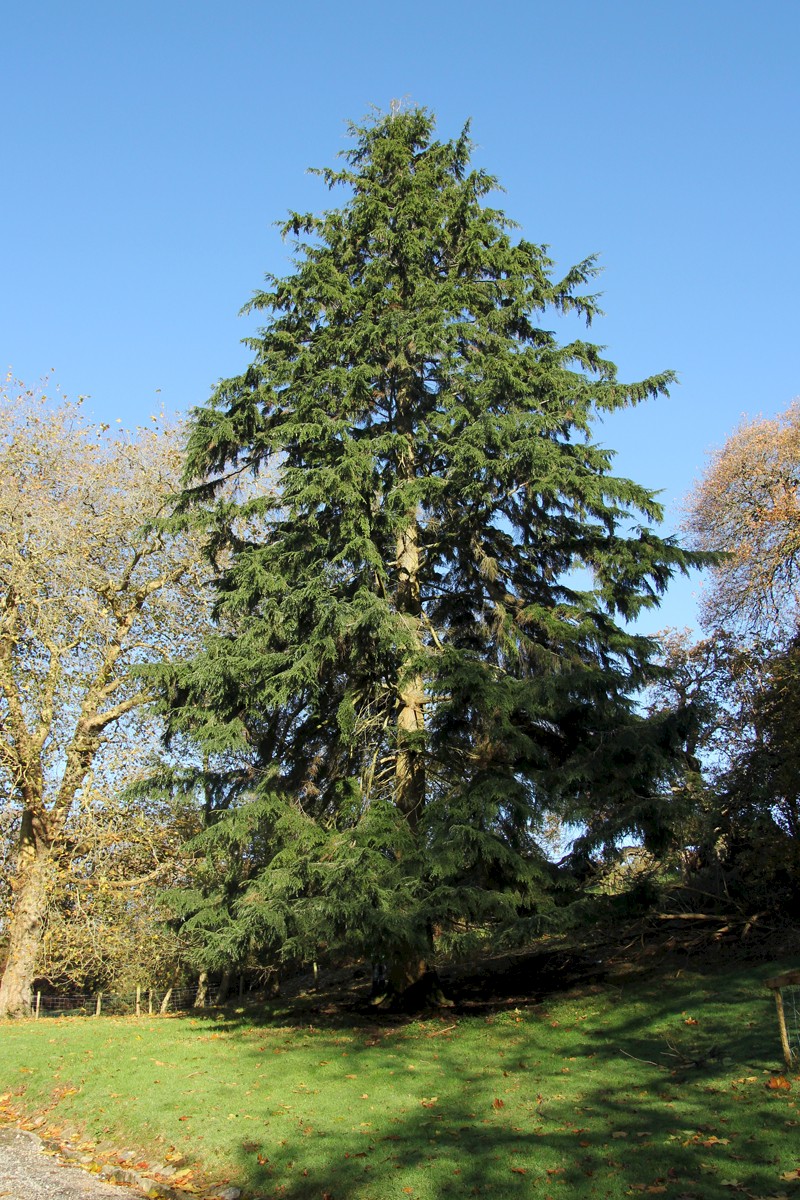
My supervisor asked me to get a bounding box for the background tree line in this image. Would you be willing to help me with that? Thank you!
[1,111,797,1018]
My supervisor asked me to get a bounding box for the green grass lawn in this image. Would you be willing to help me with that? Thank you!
[1,960,798,1200]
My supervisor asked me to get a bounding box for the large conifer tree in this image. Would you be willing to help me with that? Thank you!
[165,109,700,995]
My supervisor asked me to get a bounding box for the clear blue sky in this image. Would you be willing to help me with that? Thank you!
[3,0,797,635]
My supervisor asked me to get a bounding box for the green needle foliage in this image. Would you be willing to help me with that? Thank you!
[158,108,704,990]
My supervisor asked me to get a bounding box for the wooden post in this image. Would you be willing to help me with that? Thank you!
[95,992,102,1018]
[136,985,141,1018]
[35,991,41,1020]
[148,988,153,1015]
[766,970,800,1070]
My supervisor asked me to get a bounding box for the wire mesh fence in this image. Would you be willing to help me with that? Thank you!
[33,984,202,1019]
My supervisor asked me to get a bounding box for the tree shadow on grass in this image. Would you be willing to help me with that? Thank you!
[203,961,796,1200]
[223,1071,795,1200]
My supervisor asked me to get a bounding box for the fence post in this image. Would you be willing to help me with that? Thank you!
[95,992,102,1018]
[766,970,800,1070]
[136,985,141,1018]
[35,991,41,1020]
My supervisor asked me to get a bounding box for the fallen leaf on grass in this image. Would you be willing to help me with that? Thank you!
[511,1167,527,1175]
[768,1076,792,1090]
[492,1098,505,1109]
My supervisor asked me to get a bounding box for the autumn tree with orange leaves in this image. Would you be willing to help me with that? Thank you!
[673,401,800,909]
[686,401,800,642]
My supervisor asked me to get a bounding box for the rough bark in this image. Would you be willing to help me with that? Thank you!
[215,967,232,1004]
[194,969,209,1007]
[0,812,51,1018]
[388,942,428,995]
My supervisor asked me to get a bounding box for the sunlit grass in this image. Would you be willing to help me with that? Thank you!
[1,961,798,1199]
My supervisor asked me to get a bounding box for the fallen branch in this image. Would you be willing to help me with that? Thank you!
[656,913,719,921]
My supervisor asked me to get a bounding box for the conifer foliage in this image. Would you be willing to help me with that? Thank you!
[165,109,699,993]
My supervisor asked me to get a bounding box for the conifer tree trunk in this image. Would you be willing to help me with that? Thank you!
[395,518,425,834]
[394,391,425,830]
[194,969,209,1007]
[0,811,50,1019]
[392,398,429,994]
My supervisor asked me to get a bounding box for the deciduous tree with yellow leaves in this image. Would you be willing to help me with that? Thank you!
[0,379,207,1017]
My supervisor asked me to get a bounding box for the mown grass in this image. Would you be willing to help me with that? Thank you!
[1,959,798,1199]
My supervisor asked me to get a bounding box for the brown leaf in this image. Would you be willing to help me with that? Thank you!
[767,1075,792,1090]
[492,1098,505,1109]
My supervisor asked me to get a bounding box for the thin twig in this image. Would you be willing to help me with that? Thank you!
[619,1048,661,1067]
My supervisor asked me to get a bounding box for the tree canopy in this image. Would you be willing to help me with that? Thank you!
[159,109,704,996]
